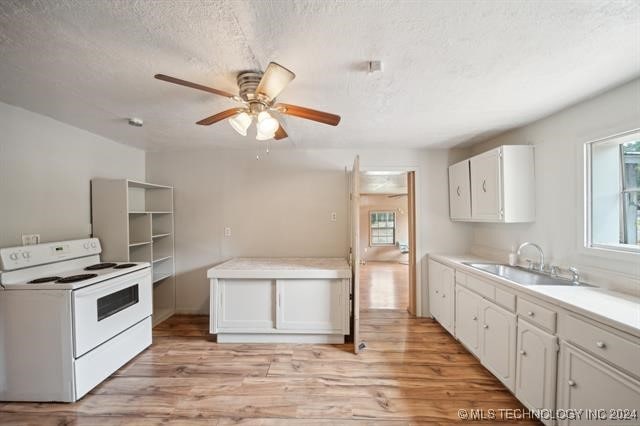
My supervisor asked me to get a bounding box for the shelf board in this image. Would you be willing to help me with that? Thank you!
[129,241,151,247]
[153,272,173,283]
[153,255,172,263]
[152,233,171,239]
[127,180,173,190]
[129,211,173,214]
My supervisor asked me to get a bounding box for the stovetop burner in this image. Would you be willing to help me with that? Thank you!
[84,262,117,271]
[56,274,98,283]
[28,276,62,284]
[113,263,136,269]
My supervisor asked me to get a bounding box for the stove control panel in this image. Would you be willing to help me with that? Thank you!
[0,238,101,271]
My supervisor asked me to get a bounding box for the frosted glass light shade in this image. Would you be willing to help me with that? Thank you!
[256,128,276,140]
[256,111,279,136]
[228,112,252,136]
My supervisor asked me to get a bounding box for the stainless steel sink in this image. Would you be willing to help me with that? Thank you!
[462,263,595,287]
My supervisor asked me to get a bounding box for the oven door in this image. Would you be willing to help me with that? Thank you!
[72,268,152,357]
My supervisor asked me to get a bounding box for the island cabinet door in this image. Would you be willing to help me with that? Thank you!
[217,279,276,331]
[276,279,348,333]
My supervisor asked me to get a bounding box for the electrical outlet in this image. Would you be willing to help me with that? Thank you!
[330,212,337,222]
[224,227,232,237]
[22,234,40,245]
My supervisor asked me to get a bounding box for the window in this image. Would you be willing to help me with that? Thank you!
[587,130,640,253]
[370,211,395,246]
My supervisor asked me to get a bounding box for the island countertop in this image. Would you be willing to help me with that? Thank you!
[207,257,352,279]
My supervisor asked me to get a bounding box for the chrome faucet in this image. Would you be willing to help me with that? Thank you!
[516,242,545,272]
[569,267,580,284]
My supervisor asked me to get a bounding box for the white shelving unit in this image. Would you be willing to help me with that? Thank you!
[91,179,175,326]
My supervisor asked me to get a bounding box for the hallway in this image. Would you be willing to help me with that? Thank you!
[360,261,409,310]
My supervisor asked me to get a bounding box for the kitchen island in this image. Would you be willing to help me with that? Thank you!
[207,258,352,343]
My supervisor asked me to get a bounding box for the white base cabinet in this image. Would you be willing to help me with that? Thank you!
[208,258,351,344]
[515,319,558,426]
[428,259,455,335]
[454,284,482,356]
[479,298,517,391]
[557,342,640,426]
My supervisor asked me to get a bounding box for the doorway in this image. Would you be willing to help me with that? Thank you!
[358,171,416,312]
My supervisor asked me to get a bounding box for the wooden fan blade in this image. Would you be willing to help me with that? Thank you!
[274,122,288,140]
[256,62,295,100]
[276,103,341,126]
[155,74,235,98]
[196,108,244,126]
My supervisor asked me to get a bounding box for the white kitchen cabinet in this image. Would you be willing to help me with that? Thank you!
[448,160,471,220]
[208,258,351,343]
[448,145,535,223]
[557,342,640,426]
[428,259,455,335]
[455,284,482,356]
[515,319,558,425]
[277,279,347,333]
[218,279,275,331]
[480,298,517,391]
[470,148,502,221]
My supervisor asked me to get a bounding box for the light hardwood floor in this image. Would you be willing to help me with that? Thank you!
[360,261,409,310]
[0,311,539,425]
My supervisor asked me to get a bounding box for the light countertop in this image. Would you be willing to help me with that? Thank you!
[207,257,351,279]
[430,253,640,338]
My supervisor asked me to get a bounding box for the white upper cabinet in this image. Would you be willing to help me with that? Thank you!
[448,145,535,223]
[448,160,472,220]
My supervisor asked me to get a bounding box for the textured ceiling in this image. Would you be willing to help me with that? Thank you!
[0,0,638,151]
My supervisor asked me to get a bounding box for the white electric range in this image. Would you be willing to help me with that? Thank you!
[0,238,152,402]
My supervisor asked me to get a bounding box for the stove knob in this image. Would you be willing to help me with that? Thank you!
[90,241,97,249]
[9,252,18,261]
[21,251,31,259]
[83,242,90,249]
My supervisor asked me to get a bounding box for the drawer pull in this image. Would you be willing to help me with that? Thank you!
[527,311,535,317]
[520,350,526,356]
[596,341,606,349]
[435,290,439,294]
[568,380,576,387]
[472,316,478,321]
[483,324,489,329]
[442,294,446,298]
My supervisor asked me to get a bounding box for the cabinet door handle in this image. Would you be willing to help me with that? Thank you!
[435,290,439,294]
[520,350,526,356]
[596,341,606,349]
[442,294,446,298]
[456,185,461,197]
[567,380,576,387]
[482,179,487,193]
[527,311,535,317]
[483,324,488,329]
[472,316,478,321]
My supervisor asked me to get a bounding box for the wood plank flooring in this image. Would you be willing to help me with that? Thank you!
[0,312,540,425]
[360,261,409,310]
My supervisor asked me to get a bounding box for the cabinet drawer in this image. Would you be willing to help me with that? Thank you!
[495,286,516,312]
[466,274,495,300]
[562,314,640,379]
[517,298,556,333]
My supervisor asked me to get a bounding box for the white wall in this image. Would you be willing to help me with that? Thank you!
[0,102,145,248]
[468,78,640,294]
[147,148,472,315]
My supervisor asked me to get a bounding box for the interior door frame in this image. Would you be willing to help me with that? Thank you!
[358,164,423,316]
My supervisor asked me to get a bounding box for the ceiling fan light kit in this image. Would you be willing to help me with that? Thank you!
[154,62,341,144]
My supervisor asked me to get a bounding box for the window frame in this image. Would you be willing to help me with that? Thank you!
[584,129,640,256]
[369,210,396,247]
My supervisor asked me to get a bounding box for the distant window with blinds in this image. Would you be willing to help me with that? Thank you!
[370,211,396,246]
